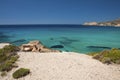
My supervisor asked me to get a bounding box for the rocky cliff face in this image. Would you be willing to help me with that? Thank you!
[84,18,120,27]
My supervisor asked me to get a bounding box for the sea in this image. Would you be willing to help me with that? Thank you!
[0,25,120,53]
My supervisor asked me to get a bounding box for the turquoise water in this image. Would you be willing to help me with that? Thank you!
[0,25,120,53]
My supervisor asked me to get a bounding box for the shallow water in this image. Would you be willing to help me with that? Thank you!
[0,25,120,53]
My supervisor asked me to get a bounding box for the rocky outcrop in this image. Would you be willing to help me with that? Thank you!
[50,45,64,48]
[21,44,35,51]
[84,18,120,27]
[84,22,98,26]
[20,40,60,53]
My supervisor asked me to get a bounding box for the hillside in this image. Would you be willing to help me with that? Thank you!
[84,18,120,27]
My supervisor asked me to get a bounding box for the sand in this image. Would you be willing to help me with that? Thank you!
[0,52,120,80]
[0,43,10,49]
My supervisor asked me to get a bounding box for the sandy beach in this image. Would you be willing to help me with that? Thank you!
[0,51,120,80]
[0,43,10,49]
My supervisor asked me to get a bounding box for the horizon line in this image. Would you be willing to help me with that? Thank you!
[0,23,82,25]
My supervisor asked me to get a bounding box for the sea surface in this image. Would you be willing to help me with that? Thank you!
[0,25,120,53]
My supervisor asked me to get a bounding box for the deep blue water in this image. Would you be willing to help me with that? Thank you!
[0,25,120,53]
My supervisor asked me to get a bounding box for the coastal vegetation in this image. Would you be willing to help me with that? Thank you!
[12,68,30,79]
[89,48,120,64]
[0,44,30,79]
[0,45,19,76]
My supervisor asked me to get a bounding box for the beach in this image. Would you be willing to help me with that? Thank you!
[1,0,120,80]
[0,51,120,80]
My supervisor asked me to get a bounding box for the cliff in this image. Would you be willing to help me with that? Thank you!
[84,18,120,27]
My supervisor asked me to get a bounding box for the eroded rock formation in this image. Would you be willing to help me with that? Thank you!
[20,40,60,53]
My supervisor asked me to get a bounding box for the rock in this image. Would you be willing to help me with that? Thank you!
[20,40,60,53]
[24,47,32,51]
[59,41,72,45]
[50,38,54,40]
[29,40,40,45]
[59,37,79,45]
[84,22,98,26]
[50,45,64,48]
[84,18,120,27]
[65,50,69,52]
[87,46,111,49]
[21,44,35,52]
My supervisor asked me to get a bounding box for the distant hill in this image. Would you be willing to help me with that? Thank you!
[84,18,120,27]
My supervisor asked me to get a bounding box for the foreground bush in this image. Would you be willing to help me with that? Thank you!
[3,45,19,52]
[12,68,30,79]
[0,55,19,72]
[9,55,19,63]
[0,45,19,72]
[89,48,120,64]
[0,45,19,62]
[0,61,13,71]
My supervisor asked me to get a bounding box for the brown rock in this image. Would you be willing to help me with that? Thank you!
[20,40,60,53]
[21,44,34,51]
[29,40,40,45]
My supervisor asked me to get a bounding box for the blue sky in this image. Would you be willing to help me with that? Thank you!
[0,0,120,24]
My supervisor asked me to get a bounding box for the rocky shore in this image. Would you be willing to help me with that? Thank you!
[84,18,120,27]
[0,42,120,80]
[20,40,60,53]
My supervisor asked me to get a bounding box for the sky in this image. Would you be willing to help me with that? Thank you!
[0,0,120,24]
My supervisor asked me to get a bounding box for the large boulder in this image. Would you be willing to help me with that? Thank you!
[21,44,35,51]
[20,40,60,53]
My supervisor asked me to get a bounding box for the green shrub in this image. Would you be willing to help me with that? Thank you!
[88,52,99,56]
[13,68,30,79]
[0,49,4,56]
[0,45,19,73]
[9,55,19,63]
[0,49,7,63]
[89,48,120,64]
[0,55,7,63]
[0,45,19,63]
[0,61,13,72]
[115,60,120,64]
[0,55,19,72]
[3,45,19,53]
[1,71,7,77]
[101,57,111,64]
